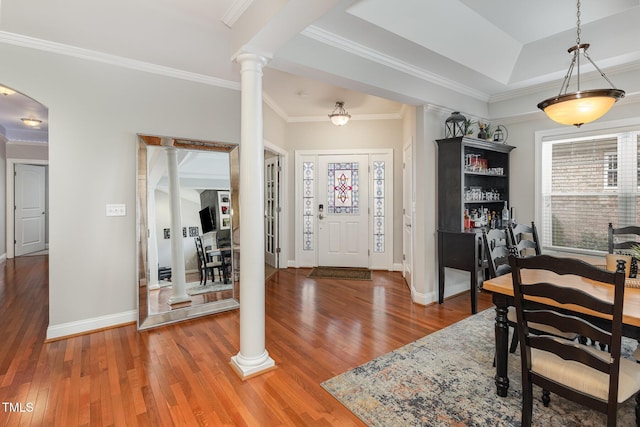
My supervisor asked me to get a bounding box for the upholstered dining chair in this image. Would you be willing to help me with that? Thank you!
[509,254,640,427]
[608,222,640,255]
[609,223,640,277]
[194,236,224,285]
[483,230,575,356]
[482,229,511,279]
[483,229,519,355]
[508,222,541,257]
[608,222,640,356]
[215,229,233,284]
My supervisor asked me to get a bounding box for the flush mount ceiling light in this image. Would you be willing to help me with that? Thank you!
[537,0,624,127]
[0,85,16,96]
[21,117,42,127]
[328,101,351,126]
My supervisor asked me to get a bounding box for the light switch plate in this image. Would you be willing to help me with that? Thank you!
[106,204,126,217]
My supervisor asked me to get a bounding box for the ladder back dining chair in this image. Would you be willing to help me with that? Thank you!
[509,254,639,427]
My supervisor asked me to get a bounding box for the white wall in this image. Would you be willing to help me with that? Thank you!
[6,141,48,160]
[412,106,449,304]
[0,135,5,258]
[0,42,241,339]
[263,104,288,151]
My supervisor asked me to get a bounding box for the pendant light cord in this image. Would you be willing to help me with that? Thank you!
[576,0,581,46]
[575,0,581,91]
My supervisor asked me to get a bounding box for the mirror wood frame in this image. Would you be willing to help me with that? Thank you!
[136,134,240,330]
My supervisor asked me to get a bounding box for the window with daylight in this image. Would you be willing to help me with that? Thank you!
[604,152,618,189]
[540,131,639,253]
[327,162,359,214]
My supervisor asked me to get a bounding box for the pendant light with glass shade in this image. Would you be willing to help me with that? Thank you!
[328,101,351,126]
[21,117,42,127]
[537,0,625,127]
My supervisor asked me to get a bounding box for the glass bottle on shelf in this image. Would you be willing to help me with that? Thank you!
[464,209,470,230]
[502,202,510,227]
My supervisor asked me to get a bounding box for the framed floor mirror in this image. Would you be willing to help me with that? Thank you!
[137,134,240,330]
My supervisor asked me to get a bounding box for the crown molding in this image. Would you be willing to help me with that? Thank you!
[302,26,490,103]
[489,60,640,104]
[0,31,240,91]
[6,139,48,146]
[4,129,48,144]
[263,92,289,122]
[221,0,255,28]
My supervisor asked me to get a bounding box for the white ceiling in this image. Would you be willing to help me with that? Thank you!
[1,0,639,143]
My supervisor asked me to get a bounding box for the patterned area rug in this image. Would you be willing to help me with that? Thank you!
[322,309,638,426]
[186,282,233,296]
[307,267,372,280]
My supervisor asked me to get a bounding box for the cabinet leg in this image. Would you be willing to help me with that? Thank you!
[470,266,477,314]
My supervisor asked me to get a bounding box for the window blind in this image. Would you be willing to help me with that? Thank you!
[540,131,639,252]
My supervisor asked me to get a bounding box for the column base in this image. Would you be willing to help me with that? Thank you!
[230,353,276,380]
[168,294,192,307]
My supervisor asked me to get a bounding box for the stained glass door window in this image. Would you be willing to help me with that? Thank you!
[327,162,359,214]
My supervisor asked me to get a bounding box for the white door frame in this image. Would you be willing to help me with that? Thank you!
[264,140,288,269]
[403,138,414,290]
[6,158,49,259]
[264,155,280,268]
[15,164,46,256]
[294,148,393,270]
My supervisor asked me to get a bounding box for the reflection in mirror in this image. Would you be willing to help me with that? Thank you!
[137,135,240,330]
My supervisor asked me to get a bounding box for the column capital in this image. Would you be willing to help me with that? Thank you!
[234,52,269,69]
[160,137,175,148]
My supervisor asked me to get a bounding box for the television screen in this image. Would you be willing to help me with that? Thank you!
[199,206,216,233]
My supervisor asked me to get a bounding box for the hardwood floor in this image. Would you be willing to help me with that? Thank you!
[0,256,493,426]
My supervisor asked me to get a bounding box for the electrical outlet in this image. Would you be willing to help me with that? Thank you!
[106,204,126,217]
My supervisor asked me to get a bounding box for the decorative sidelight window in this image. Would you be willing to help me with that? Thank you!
[302,161,314,251]
[327,162,359,214]
[373,161,385,252]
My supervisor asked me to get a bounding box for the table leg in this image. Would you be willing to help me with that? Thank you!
[470,265,477,314]
[493,295,510,397]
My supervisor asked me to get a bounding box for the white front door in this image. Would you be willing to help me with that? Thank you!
[15,164,46,256]
[403,143,413,288]
[318,155,369,267]
[264,155,279,268]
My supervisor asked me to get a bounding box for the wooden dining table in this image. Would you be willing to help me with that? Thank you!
[483,269,640,397]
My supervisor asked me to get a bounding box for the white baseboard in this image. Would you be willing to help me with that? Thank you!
[46,310,137,340]
[410,286,437,305]
[0,253,6,263]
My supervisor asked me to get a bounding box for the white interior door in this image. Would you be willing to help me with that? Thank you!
[15,164,46,256]
[264,156,279,268]
[403,143,413,288]
[318,155,369,267]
